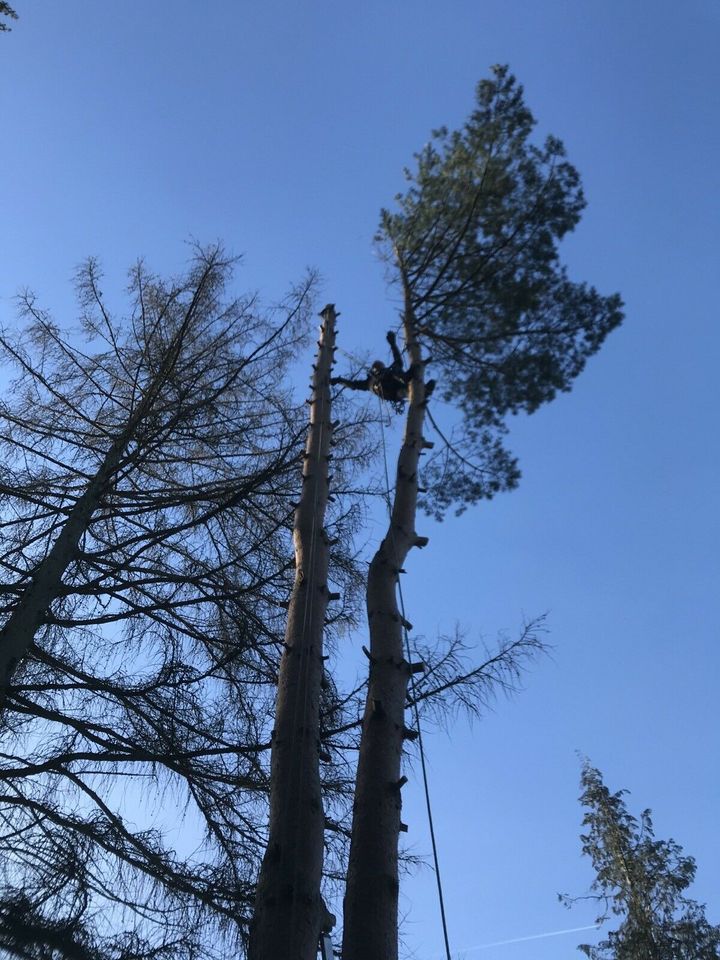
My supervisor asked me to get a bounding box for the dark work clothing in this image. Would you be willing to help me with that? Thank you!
[330,331,434,405]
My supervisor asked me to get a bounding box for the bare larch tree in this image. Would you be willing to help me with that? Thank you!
[0,247,329,958]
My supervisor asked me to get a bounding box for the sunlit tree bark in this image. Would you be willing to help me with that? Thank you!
[250,305,338,960]
[342,292,432,960]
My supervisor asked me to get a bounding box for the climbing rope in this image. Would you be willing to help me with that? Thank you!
[378,400,453,960]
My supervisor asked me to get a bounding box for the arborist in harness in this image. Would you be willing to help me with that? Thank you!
[331,331,435,406]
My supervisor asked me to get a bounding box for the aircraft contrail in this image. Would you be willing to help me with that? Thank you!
[453,922,600,953]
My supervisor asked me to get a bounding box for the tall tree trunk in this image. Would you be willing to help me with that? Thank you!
[342,294,430,960]
[249,305,337,960]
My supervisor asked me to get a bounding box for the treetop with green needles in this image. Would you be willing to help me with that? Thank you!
[563,763,720,959]
[379,65,623,516]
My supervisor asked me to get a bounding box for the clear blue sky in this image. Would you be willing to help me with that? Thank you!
[1,2,719,957]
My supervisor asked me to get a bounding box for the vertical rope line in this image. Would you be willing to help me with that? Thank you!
[378,402,453,960]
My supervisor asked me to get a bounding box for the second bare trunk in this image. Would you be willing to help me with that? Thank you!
[249,305,337,960]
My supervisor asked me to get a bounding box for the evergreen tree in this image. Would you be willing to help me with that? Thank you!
[564,763,720,959]
[341,65,622,960]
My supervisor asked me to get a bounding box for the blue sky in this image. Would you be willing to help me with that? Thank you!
[1,2,719,957]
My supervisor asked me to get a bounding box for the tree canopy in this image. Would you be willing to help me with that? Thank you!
[378,65,623,515]
[0,250,336,959]
[564,763,720,959]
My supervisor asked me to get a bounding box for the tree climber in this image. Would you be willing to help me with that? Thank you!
[331,331,435,406]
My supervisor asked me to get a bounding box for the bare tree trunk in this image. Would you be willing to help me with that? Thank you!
[342,295,430,960]
[249,305,337,960]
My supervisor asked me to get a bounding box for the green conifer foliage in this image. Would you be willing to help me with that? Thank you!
[378,66,623,516]
[564,763,720,959]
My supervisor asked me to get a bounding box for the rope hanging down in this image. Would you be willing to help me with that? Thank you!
[378,402,453,960]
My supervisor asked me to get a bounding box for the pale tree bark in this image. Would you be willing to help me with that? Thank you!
[342,289,431,960]
[249,305,338,960]
[0,266,215,709]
